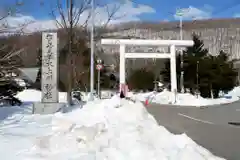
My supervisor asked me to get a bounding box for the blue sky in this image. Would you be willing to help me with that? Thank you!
[1,0,240,27]
[140,0,240,20]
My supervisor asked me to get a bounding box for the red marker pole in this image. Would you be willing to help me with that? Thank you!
[96,63,103,98]
[145,99,149,106]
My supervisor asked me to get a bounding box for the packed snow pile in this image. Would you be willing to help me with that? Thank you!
[15,89,85,104]
[133,89,239,106]
[101,90,116,99]
[14,78,27,87]
[0,96,224,160]
[15,89,67,102]
[225,86,240,98]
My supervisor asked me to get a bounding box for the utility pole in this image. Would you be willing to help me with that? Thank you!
[176,8,184,93]
[180,16,184,93]
[89,0,95,100]
[196,60,199,98]
[67,0,74,105]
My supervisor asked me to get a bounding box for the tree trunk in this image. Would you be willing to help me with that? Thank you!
[67,53,73,105]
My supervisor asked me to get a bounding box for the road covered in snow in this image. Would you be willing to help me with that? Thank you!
[146,102,240,160]
[0,90,225,160]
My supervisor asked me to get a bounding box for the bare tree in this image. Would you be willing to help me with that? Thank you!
[0,2,33,82]
[43,0,128,104]
[112,51,120,71]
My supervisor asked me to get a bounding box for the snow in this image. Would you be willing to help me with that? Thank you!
[101,90,116,99]
[14,78,27,87]
[14,89,84,106]
[15,89,67,103]
[132,88,240,107]
[14,86,240,108]
[0,89,225,160]
[225,86,240,98]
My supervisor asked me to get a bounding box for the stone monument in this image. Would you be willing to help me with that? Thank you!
[33,32,64,114]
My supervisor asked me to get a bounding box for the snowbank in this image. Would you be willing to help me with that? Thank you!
[134,89,239,106]
[101,90,116,99]
[226,86,240,98]
[15,89,67,103]
[14,78,27,87]
[15,89,85,104]
[0,96,224,159]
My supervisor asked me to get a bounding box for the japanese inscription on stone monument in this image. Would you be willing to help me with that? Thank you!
[41,32,58,103]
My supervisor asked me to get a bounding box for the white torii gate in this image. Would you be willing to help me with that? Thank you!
[101,39,194,97]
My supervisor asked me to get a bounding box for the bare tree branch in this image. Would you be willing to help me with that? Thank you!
[82,11,91,28]
[2,48,25,60]
[50,9,64,29]
[0,2,32,34]
[48,0,127,37]
[73,0,91,27]
[57,0,68,29]
[0,2,29,79]
[43,0,132,103]
[0,14,9,21]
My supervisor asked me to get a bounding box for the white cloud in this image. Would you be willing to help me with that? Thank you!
[162,19,169,22]
[0,1,155,33]
[234,13,240,18]
[174,5,212,20]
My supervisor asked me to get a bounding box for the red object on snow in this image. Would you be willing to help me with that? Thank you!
[119,84,129,97]
[145,99,149,106]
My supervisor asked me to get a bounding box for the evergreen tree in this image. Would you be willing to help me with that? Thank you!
[161,33,208,92]
[182,33,208,92]
[161,33,237,98]
[198,51,237,98]
[36,48,42,83]
[0,79,23,106]
[127,68,155,91]
[0,44,24,106]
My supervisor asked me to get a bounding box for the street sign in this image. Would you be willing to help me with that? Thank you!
[176,8,189,16]
[96,64,103,70]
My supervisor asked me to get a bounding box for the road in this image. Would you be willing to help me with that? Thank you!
[145,101,240,160]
